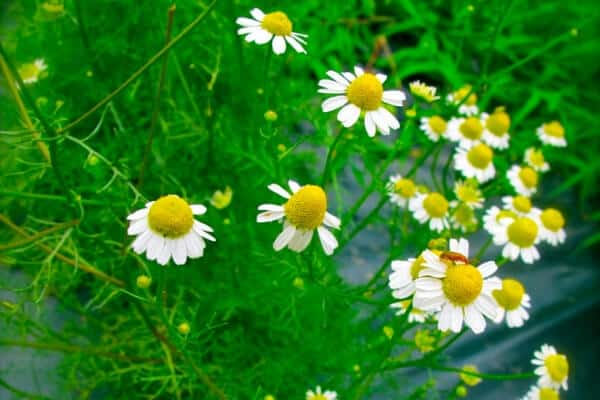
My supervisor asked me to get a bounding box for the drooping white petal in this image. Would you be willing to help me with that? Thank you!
[288,229,313,252]
[285,36,305,53]
[190,204,207,215]
[253,30,274,45]
[127,207,149,221]
[364,112,376,137]
[147,235,165,261]
[465,304,486,334]
[132,229,153,254]
[172,238,187,265]
[128,218,148,235]
[317,226,338,255]
[382,90,406,106]
[250,8,265,21]
[257,210,285,223]
[376,107,400,130]
[323,212,341,229]
[274,224,296,251]
[237,26,261,36]
[156,239,172,265]
[326,70,349,86]
[375,73,387,83]
[272,36,286,55]
[268,183,290,199]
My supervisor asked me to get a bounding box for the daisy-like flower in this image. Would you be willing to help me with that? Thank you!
[386,174,418,208]
[306,386,337,400]
[483,206,517,235]
[453,180,484,209]
[419,115,447,142]
[532,344,569,391]
[256,180,340,255]
[18,59,47,85]
[319,66,405,137]
[409,80,440,103]
[492,278,531,328]
[537,208,566,246]
[409,191,450,232]
[490,216,541,264]
[127,195,215,265]
[521,385,561,400]
[450,202,478,233]
[391,300,432,323]
[524,148,550,172]
[453,143,496,183]
[507,165,539,196]
[413,238,501,334]
[389,253,427,299]
[447,116,484,148]
[502,195,539,218]
[481,107,511,149]
[537,121,567,147]
[236,8,307,55]
[447,85,479,116]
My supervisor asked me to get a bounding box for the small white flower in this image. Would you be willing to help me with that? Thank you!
[409,80,440,102]
[492,278,531,328]
[419,115,447,142]
[521,385,561,400]
[447,116,484,148]
[536,208,566,246]
[453,180,484,209]
[490,216,541,264]
[501,195,539,218]
[306,385,337,400]
[390,300,433,323]
[319,66,405,137]
[388,254,427,299]
[450,202,478,233]
[453,143,496,183]
[18,58,47,84]
[524,147,550,172]
[537,121,567,147]
[127,195,215,265]
[236,8,307,55]
[507,165,539,196]
[409,192,450,232]
[386,174,418,208]
[532,344,569,391]
[481,108,511,149]
[483,206,517,235]
[257,180,340,255]
[447,85,479,116]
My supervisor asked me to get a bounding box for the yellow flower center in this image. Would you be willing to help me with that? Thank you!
[539,388,560,400]
[486,110,510,136]
[310,395,328,400]
[455,182,481,204]
[540,208,565,232]
[544,354,569,383]
[18,63,40,81]
[459,117,483,140]
[492,278,525,310]
[284,185,327,230]
[442,264,483,306]
[147,195,194,238]
[454,85,478,106]
[519,167,538,188]
[428,115,447,135]
[423,192,449,218]
[543,121,565,138]
[512,195,532,213]
[410,255,426,280]
[346,73,383,111]
[528,149,546,167]
[261,11,292,36]
[466,143,493,169]
[496,210,517,222]
[507,217,538,247]
[394,178,416,198]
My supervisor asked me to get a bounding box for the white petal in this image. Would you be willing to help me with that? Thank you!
[272,36,286,55]
[253,30,273,45]
[318,79,347,91]
[288,229,313,252]
[156,239,172,265]
[257,211,285,223]
[285,36,306,53]
[258,204,284,212]
[382,90,406,106]
[364,112,376,137]
[128,218,148,235]
[450,304,463,333]
[475,295,498,320]
[326,71,349,85]
[127,207,149,221]
[172,239,187,265]
[354,66,364,76]
[465,304,486,334]
[323,212,341,229]
[236,17,261,27]
[337,104,361,127]
[147,235,165,261]
[268,183,290,199]
[377,107,400,130]
[190,204,207,215]
[376,73,387,83]
[321,95,348,112]
[438,303,453,331]
[371,109,390,135]
[274,225,296,251]
[250,8,264,21]
[132,230,153,253]
[317,226,338,255]
[193,220,214,233]
[237,26,261,35]
[342,71,355,81]
[288,180,301,193]
[184,234,202,259]
[477,261,497,278]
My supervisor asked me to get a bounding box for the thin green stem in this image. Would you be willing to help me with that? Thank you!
[473,236,493,263]
[321,132,345,186]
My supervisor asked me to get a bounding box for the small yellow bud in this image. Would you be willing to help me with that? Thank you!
[36,97,48,108]
[210,186,233,210]
[264,110,278,121]
[405,108,417,118]
[292,277,304,290]
[353,364,361,373]
[459,365,482,386]
[428,238,447,250]
[177,322,190,335]
[277,143,287,153]
[467,4,475,12]
[264,395,276,400]
[223,218,231,225]
[456,385,468,397]
[382,326,394,340]
[570,28,578,37]
[257,88,264,95]
[86,70,93,77]
[189,63,196,69]
[136,275,152,289]
[86,154,99,166]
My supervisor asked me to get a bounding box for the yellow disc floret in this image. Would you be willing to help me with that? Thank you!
[527,148,546,167]
[543,121,565,138]
[485,109,510,136]
[428,115,447,135]
[261,11,292,36]
[346,73,383,111]
[544,354,569,383]
[539,388,560,400]
[310,395,328,400]
[455,183,481,205]
[284,185,327,230]
[492,278,525,310]
[148,195,194,238]
[423,192,449,218]
[394,178,417,198]
[443,264,483,306]
[540,208,565,232]
[466,143,493,169]
[454,85,478,106]
[496,210,517,222]
[18,63,40,82]
[519,167,538,188]
[459,117,483,140]
[512,195,532,213]
[507,217,538,247]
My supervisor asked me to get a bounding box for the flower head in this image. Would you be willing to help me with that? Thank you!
[537,208,566,246]
[524,148,550,172]
[409,192,450,232]
[18,59,47,84]
[387,174,418,207]
[306,386,337,400]
[502,195,539,218]
[492,278,531,328]
[532,344,569,391]
[537,121,566,147]
[481,107,511,149]
[453,180,484,209]
[419,115,447,142]
[450,202,478,233]
[447,85,479,115]
[522,385,561,400]
[483,206,517,235]
[507,165,539,196]
[390,300,432,323]
[447,116,484,148]
[490,216,541,264]
[236,9,307,55]
[454,143,496,183]
[409,80,440,102]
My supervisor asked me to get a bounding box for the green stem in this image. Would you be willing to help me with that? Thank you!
[321,132,344,186]
[473,236,493,263]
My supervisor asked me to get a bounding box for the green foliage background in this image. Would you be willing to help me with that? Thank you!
[1,0,599,399]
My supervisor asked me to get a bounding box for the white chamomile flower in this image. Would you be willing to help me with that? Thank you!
[236,8,307,55]
[414,238,501,334]
[450,203,478,233]
[306,386,337,400]
[507,165,539,196]
[319,66,405,137]
[409,192,450,232]
[127,195,215,266]
[537,121,567,147]
[386,174,418,208]
[419,115,447,142]
[491,216,541,264]
[481,107,511,149]
[502,195,539,218]
[391,300,432,323]
[492,278,531,328]
[453,143,496,183]
[409,80,440,103]
[447,85,479,116]
[453,180,484,209]
[532,344,569,391]
[537,208,566,246]
[483,206,517,235]
[18,58,47,84]
[524,147,550,172]
[521,385,561,400]
[447,116,484,148]
[256,180,340,255]
[388,253,427,299]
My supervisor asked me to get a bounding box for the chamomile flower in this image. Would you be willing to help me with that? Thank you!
[524,148,550,172]
[453,180,484,209]
[127,195,215,265]
[409,80,440,103]
[447,116,484,148]
[450,203,478,233]
[537,121,567,147]
[453,143,496,183]
[236,8,307,55]
[414,238,501,334]
[409,192,450,232]
[490,216,541,264]
[18,59,47,84]
[319,66,405,137]
[447,85,479,116]
[419,115,447,142]
[391,300,432,323]
[502,195,539,218]
[483,206,517,235]
[256,180,340,255]
[521,385,561,400]
[492,278,531,328]
[387,174,418,207]
[389,254,426,299]
[306,386,337,400]
[532,344,569,390]
[481,107,511,149]
[507,165,539,196]
[537,208,566,246]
